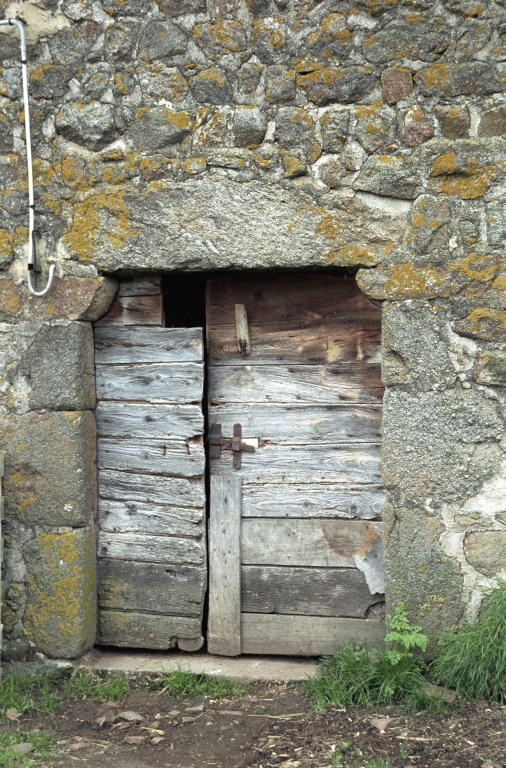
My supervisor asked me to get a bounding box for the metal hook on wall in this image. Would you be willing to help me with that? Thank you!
[0,17,55,297]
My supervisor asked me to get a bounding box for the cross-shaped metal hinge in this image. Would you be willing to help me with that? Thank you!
[208,423,255,469]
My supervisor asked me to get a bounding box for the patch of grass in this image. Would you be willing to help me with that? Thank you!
[430,580,506,704]
[363,760,393,768]
[156,668,247,698]
[299,604,428,709]
[0,729,55,768]
[63,671,129,702]
[0,674,60,722]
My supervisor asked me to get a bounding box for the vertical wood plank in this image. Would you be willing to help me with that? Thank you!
[208,475,242,656]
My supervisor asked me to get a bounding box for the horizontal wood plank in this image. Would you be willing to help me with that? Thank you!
[96,294,164,326]
[208,317,381,366]
[207,274,379,325]
[242,484,384,519]
[118,278,162,296]
[98,560,206,616]
[98,470,205,508]
[99,610,203,650]
[209,365,383,405]
[99,499,203,536]
[241,613,385,655]
[209,404,382,444]
[98,437,205,478]
[95,327,203,365]
[242,566,383,617]
[211,443,381,484]
[98,531,205,564]
[96,362,203,403]
[95,402,204,440]
[241,519,382,568]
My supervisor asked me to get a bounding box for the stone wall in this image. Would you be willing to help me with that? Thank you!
[0,0,505,657]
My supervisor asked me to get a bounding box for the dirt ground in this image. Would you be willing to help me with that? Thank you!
[3,680,505,768]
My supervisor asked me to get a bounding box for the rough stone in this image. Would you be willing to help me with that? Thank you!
[464,532,506,578]
[104,21,140,64]
[381,67,413,104]
[475,351,506,387]
[275,106,314,149]
[382,389,503,504]
[320,108,349,152]
[249,18,285,65]
[236,59,263,95]
[29,63,75,99]
[232,106,266,147]
[265,66,295,104]
[190,67,233,105]
[0,277,118,323]
[406,194,450,259]
[56,102,117,151]
[399,106,434,148]
[382,303,456,390]
[138,20,187,61]
[354,153,427,199]
[0,410,96,526]
[62,179,408,271]
[23,527,97,658]
[156,0,206,17]
[478,105,506,137]
[384,499,465,643]
[363,15,451,65]
[300,12,352,64]
[297,66,377,106]
[354,104,394,154]
[22,323,95,411]
[415,62,506,97]
[434,105,470,139]
[455,308,506,343]
[193,20,247,58]
[283,154,306,178]
[128,107,193,152]
[102,0,152,16]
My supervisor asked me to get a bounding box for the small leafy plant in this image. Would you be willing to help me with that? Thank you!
[430,579,506,703]
[155,668,247,698]
[299,603,428,709]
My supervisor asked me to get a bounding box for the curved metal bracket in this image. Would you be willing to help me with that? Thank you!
[26,265,55,297]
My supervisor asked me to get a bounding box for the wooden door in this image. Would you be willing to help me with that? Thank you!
[207,274,385,656]
[94,279,207,651]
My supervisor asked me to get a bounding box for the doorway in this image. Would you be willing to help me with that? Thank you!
[94,272,385,656]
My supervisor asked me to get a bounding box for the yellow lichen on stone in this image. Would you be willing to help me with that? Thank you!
[283,155,306,177]
[422,62,449,89]
[0,228,14,260]
[182,157,207,175]
[64,191,138,261]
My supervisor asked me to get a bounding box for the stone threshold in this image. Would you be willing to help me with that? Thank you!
[79,647,318,683]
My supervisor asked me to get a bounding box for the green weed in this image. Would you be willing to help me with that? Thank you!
[299,604,428,709]
[63,671,129,702]
[0,674,60,722]
[156,668,247,698]
[363,760,393,768]
[0,729,55,768]
[430,580,506,704]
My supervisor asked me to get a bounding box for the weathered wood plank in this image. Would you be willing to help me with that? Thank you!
[99,499,203,536]
[98,437,205,478]
[96,294,164,326]
[98,560,206,616]
[234,304,251,356]
[242,566,382,617]
[242,484,384,519]
[207,274,379,325]
[241,519,382,568]
[209,365,383,405]
[210,404,382,444]
[95,403,204,440]
[208,318,381,366]
[98,532,205,564]
[118,278,162,296]
[208,475,242,657]
[95,327,203,365]
[98,470,205,508]
[99,610,203,650]
[96,362,204,403]
[211,443,382,485]
[241,614,385,656]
